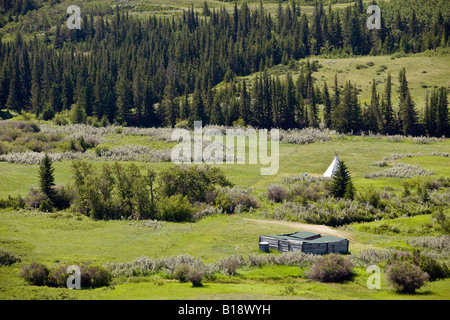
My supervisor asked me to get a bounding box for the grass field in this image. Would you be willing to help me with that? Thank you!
[1,128,450,299]
[240,52,450,110]
[1,210,449,300]
[1,132,449,199]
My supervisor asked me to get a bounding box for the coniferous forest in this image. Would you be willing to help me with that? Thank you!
[0,0,449,136]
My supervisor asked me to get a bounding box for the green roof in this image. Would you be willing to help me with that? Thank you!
[262,232,347,244]
[305,235,347,243]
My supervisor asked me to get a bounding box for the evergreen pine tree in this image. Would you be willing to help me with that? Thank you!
[331,160,354,200]
[39,153,56,202]
[322,81,332,128]
[381,73,394,134]
[6,56,21,112]
[190,80,206,124]
[436,87,449,137]
[240,80,251,125]
[70,104,87,124]
[399,90,418,136]
[397,68,417,135]
[116,68,133,125]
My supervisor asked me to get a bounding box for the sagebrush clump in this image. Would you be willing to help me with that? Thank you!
[387,261,429,294]
[307,254,355,283]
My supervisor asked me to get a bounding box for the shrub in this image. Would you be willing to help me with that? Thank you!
[79,264,112,288]
[173,263,190,283]
[307,254,354,283]
[357,186,384,209]
[39,199,54,212]
[411,252,449,281]
[387,261,429,293]
[47,264,70,288]
[21,262,49,286]
[406,235,450,250]
[371,160,387,167]
[187,267,205,287]
[214,188,258,213]
[216,255,244,276]
[85,265,112,288]
[53,185,75,210]
[288,181,331,202]
[25,187,49,209]
[267,184,288,203]
[0,248,21,266]
[0,195,25,210]
[365,163,434,179]
[157,195,195,222]
[279,128,333,145]
[159,165,233,203]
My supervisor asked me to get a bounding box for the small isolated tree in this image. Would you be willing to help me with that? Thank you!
[331,160,354,200]
[387,261,429,294]
[39,153,56,202]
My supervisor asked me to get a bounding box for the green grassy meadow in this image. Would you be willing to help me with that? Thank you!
[1,129,450,299]
[240,52,450,110]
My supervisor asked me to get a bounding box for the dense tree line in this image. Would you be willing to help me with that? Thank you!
[0,0,448,136]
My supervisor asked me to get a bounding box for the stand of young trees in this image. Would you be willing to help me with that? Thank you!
[0,0,448,136]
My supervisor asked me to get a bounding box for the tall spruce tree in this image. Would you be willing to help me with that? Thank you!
[39,153,56,202]
[436,87,449,137]
[322,81,332,128]
[381,73,394,134]
[398,69,417,135]
[331,160,354,200]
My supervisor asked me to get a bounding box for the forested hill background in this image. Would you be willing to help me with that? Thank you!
[0,0,449,137]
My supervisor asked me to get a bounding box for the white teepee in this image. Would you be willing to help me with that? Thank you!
[323,156,340,178]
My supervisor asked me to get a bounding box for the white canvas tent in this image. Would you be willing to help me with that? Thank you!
[323,156,340,178]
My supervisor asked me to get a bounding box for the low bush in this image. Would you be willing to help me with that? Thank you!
[411,252,449,281]
[267,184,288,203]
[187,267,205,287]
[387,261,429,293]
[351,249,408,267]
[0,248,21,266]
[0,195,25,210]
[288,181,331,202]
[39,199,54,213]
[406,235,450,250]
[157,195,195,222]
[53,185,76,210]
[365,163,434,179]
[21,262,112,288]
[173,263,191,283]
[81,264,112,288]
[307,254,354,283]
[278,128,333,145]
[356,186,384,209]
[214,188,258,213]
[47,264,70,288]
[25,187,48,209]
[21,262,49,286]
[158,165,233,203]
[216,255,244,276]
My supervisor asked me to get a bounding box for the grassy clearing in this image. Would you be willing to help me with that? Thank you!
[1,134,449,198]
[243,53,450,110]
[1,206,449,299]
